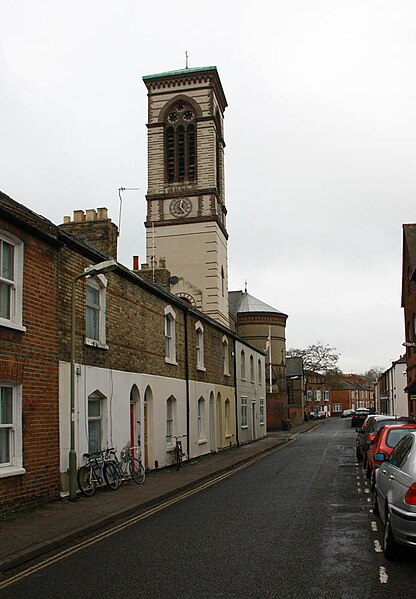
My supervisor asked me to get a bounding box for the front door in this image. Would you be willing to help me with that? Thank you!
[144,403,148,468]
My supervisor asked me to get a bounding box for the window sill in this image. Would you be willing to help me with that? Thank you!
[0,319,26,332]
[165,357,178,366]
[225,434,232,439]
[196,365,206,372]
[0,466,26,479]
[197,438,207,445]
[241,425,248,430]
[85,339,109,350]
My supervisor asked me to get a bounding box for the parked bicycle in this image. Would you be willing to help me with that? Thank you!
[105,445,145,486]
[77,450,120,496]
[167,435,186,470]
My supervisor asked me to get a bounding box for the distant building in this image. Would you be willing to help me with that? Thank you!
[330,375,374,416]
[375,356,407,416]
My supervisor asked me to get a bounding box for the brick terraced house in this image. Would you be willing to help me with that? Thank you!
[1,65,288,513]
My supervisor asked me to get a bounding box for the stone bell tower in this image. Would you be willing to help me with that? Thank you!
[142,66,229,327]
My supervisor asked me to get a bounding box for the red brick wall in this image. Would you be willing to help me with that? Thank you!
[0,218,60,515]
[266,391,289,430]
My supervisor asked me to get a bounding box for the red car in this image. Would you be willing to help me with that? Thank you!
[366,423,416,486]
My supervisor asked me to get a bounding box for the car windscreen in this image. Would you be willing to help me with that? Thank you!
[386,428,416,449]
[373,419,400,434]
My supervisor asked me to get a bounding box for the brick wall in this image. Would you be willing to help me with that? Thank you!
[58,243,234,386]
[0,216,60,515]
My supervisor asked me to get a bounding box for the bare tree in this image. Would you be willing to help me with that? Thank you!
[286,341,340,373]
[362,367,385,385]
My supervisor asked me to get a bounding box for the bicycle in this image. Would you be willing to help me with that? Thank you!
[167,435,186,470]
[105,445,145,486]
[77,450,120,497]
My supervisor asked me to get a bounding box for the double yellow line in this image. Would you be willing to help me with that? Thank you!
[0,449,279,591]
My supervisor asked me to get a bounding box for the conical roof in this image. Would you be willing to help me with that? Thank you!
[229,290,286,317]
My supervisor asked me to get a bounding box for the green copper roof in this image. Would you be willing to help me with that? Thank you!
[143,66,217,80]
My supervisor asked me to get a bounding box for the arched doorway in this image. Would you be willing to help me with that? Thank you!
[144,386,153,469]
[209,391,216,453]
[216,392,222,449]
[129,385,141,451]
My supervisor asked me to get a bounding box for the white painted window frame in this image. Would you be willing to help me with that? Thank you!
[0,231,26,332]
[195,321,205,371]
[222,336,230,376]
[240,350,246,381]
[0,383,25,478]
[259,398,265,426]
[164,305,177,365]
[85,274,108,349]
[241,396,248,428]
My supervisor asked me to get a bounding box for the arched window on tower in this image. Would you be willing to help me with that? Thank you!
[165,102,197,184]
[215,110,222,195]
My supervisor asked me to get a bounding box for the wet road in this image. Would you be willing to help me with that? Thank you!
[2,418,416,598]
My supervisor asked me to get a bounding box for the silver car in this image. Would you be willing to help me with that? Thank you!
[374,431,416,558]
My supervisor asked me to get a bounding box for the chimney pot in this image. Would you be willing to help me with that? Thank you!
[73,210,85,223]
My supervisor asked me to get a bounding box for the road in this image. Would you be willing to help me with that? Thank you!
[2,418,416,598]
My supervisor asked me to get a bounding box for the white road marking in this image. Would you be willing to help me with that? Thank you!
[379,566,389,584]
[371,521,378,531]
[374,540,383,553]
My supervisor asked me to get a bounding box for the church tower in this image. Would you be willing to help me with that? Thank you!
[142,66,229,326]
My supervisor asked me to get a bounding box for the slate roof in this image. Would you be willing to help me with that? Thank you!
[228,290,287,317]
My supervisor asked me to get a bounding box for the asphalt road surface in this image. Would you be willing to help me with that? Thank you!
[2,418,416,598]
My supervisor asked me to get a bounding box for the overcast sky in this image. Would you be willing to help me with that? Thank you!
[1,0,415,374]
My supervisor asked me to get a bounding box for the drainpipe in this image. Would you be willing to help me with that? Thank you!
[233,340,240,447]
[184,310,190,459]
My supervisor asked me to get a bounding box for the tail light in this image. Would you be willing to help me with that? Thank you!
[404,483,416,506]
[367,433,376,443]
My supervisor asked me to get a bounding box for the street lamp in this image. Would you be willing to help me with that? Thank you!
[69,259,117,500]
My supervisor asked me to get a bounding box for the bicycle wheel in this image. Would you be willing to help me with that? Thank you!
[129,457,145,484]
[103,462,120,490]
[77,465,96,497]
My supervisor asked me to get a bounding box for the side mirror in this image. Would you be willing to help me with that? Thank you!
[374,453,385,462]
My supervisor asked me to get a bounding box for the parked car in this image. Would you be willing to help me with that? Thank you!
[373,432,416,558]
[317,410,327,419]
[341,408,354,418]
[366,423,416,484]
[351,408,370,428]
[357,415,415,465]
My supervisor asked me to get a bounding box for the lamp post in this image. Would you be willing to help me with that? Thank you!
[69,259,117,500]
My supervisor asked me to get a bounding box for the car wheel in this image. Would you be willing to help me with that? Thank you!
[362,453,367,469]
[366,464,371,479]
[356,448,362,461]
[383,509,399,559]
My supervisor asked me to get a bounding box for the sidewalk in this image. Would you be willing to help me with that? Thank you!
[0,419,322,573]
